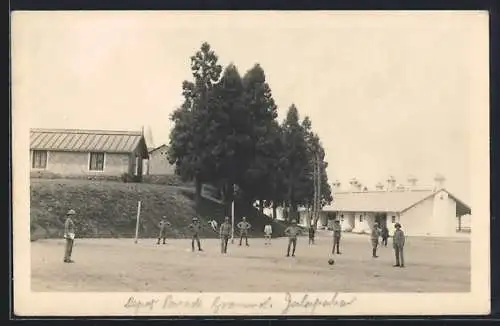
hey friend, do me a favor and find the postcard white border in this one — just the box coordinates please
[12,10,490,316]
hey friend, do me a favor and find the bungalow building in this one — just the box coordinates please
[30,128,149,179]
[143,144,175,175]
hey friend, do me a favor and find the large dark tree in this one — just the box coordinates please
[238,64,283,214]
[280,104,310,221]
[167,42,223,207]
[204,64,253,215]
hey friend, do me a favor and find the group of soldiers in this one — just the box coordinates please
[370,221,406,267]
[62,209,405,267]
[157,215,253,253]
[307,219,406,267]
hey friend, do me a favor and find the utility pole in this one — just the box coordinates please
[312,156,317,227]
[317,154,321,228]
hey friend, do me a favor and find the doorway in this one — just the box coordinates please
[374,213,387,228]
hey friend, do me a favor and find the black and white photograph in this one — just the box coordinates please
[12,11,490,315]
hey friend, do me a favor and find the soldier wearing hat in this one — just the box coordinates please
[284,219,301,257]
[63,209,76,263]
[392,223,405,267]
[157,216,171,245]
[188,217,203,252]
[219,216,232,254]
[237,216,251,247]
[332,219,342,255]
[370,222,381,258]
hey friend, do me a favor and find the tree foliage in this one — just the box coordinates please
[168,42,332,219]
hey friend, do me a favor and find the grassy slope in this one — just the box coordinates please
[30,179,289,241]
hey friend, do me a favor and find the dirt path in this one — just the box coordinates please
[31,234,470,292]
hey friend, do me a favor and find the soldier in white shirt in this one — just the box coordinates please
[264,223,273,245]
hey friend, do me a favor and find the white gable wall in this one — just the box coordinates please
[431,190,457,237]
[399,196,434,236]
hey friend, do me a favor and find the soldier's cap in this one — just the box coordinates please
[225,216,229,220]
[192,217,198,220]
[67,209,76,215]
[162,216,167,219]
[394,223,402,228]
[291,219,297,223]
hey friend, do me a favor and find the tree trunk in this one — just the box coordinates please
[306,204,312,227]
[195,176,202,208]
[287,173,294,222]
[313,157,322,227]
[272,201,277,220]
[312,157,318,226]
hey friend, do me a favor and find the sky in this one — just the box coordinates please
[13,11,488,204]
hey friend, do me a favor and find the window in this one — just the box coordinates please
[89,152,105,171]
[391,216,396,223]
[32,150,47,169]
[359,214,363,222]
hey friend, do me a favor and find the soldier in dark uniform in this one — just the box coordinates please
[308,225,315,245]
[381,225,389,247]
[157,216,171,245]
[285,219,301,257]
[393,223,405,267]
[219,216,232,254]
[188,217,203,252]
[371,222,380,258]
[63,209,76,263]
[332,220,342,255]
[237,216,251,246]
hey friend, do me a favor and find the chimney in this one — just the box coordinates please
[386,175,396,191]
[407,175,418,190]
[375,182,384,191]
[434,173,446,191]
[349,178,360,192]
[332,180,341,191]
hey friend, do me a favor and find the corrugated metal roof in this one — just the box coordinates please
[324,189,471,215]
[30,128,145,153]
[324,190,436,213]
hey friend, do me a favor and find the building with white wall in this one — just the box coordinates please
[322,186,471,237]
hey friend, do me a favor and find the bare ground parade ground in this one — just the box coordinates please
[31,231,470,292]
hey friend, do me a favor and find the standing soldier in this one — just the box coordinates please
[371,222,380,258]
[381,225,389,247]
[237,216,251,247]
[285,219,301,257]
[63,209,76,263]
[157,216,171,245]
[188,217,203,252]
[308,224,315,245]
[264,223,273,245]
[393,223,405,267]
[220,216,232,254]
[332,219,342,255]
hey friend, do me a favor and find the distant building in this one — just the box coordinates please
[294,175,472,237]
[30,128,149,179]
[321,188,471,237]
[143,144,175,175]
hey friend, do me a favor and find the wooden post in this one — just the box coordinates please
[231,184,235,244]
[134,201,142,244]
